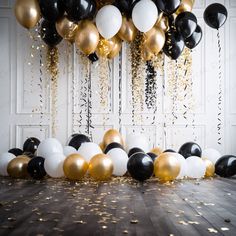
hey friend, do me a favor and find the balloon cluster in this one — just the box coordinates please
[14,0,228,62]
[1,130,236,182]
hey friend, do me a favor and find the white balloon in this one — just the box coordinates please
[173,153,187,179]
[44,153,65,178]
[96,5,122,39]
[202,148,221,164]
[63,146,77,157]
[126,133,149,152]
[77,142,102,162]
[0,153,16,176]
[186,156,206,179]
[132,0,158,32]
[107,148,128,176]
[37,138,63,159]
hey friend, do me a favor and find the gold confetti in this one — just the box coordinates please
[221,227,229,231]
[208,228,218,233]
[130,219,139,224]
[123,230,129,234]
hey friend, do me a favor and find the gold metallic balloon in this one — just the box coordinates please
[118,16,137,42]
[141,44,154,61]
[150,147,163,156]
[176,0,195,15]
[56,16,78,43]
[75,20,99,55]
[7,155,30,178]
[155,12,169,33]
[144,27,165,54]
[89,154,113,181]
[154,153,180,182]
[99,142,106,152]
[107,36,122,59]
[202,158,215,178]
[103,129,124,148]
[96,38,112,57]
[14,0,41,29]
[63,154,88,180]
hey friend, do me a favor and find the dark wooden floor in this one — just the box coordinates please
[0,176,236,236]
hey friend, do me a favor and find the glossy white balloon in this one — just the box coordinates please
[126,133,149,152]
[186,156,206,179]
[44,153,65,178]
[96,5,122,39]
[173,153,187,179]
[132,0,158,32]
[107,148,128,176]
[37,138,63,159]
[202,148,221,164]
[77,142,102,162]
[0,153,16,176]
[63,146,77,157]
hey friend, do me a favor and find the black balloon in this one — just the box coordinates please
[27,156,46,180]
[175,12,197,39]
[215,155,236,178]
[147,152,157,162]
[203,3,228,29]
[8,148,23,156]
[88,53,99,63]
[178,142,202,159]
[127,153,154,181]
[128,147,144,158]
[185,25,202,49]
[23,152,35,159]
[39,0,65,22]
[163,149,176,153]
[114,0,137,18]
[65,0,96,22]
[68,134,91,150]
[23,137,40,154]
[163,29,185,60]
[155,0,180,15]
[104,142,124,154]
[41,20,63,47]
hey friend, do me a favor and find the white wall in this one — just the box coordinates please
[0,0,236,154]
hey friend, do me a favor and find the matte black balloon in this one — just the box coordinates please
[41,20,63,47]
[65,0,96,22]
[88,53,99,63]
[163,149,176,153]
[104,142,124,154]
[215,155,236,178]
[203,3,228,29]
[23,152,35,159]
[155,0,180,15]
[185,25,202,49]
[128,147,144,158]
[147,152,157,162]
[178,142,202,159]
[175,12,197,39]
[27,156,46,180]
[127,153,154,181]
[8,148,23,156]
[114,0,137,18]
[68,134,91,150]
[163,29,185,60]
[23,137,40,154]
[39,0,65,22]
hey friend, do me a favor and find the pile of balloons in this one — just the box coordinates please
[0,129,236,182]
[14,0,227,62]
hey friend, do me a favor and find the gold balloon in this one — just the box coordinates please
[99,142,105,152]
[202,158,215,178]
[144,27,165,54]
[150,147,163,156]
[63,154,88,180]
[154,153,180,182]
[103,129,124,148]
[141,44,154,61]
[176,0,195,15]
[7,155,30,178]
[14,0,41,29]
[118,16,137,42]
[97,38,112,57]
[107,36,122,59]
[75,20,99,55]
[155,12,169,33]
[56,16,78,43]
[89,154,113,181]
